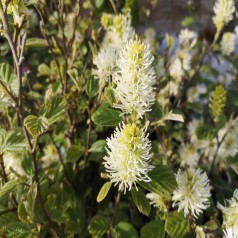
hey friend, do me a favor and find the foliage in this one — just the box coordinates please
[0,0,238,237]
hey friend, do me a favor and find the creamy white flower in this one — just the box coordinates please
[218,189,238,229]
[180,50,192,71]
[209,121,238,165]
[202,53,236,87]
[169,50,191,82]
[172,168,211,218]
[101,12,134,49]
[93,45,117,82]
[179,29,197,48]
[224,227,238,238]
[187,84,207,103]
[213,0,235,31]
[157,92,170,110]
[196,226,206,238]
[103,123,154,193]
[179,143,200,168]
[167,53,190,96]
[221,32,236,55]
[146,192,168,212]
[169,58,183,81]
[219,127,238,157]
[3,152,25,180]
[114,38,156,118]
[188,119,203,143]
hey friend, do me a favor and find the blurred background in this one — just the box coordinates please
[136,0,238,38]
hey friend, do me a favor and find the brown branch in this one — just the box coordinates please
[209,117,237,176]
[34,5,64,91]
[0,154,8,183]
[0,80,17,105]
[49,132,75,189]
[111,190,122,227]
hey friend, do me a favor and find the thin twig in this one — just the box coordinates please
[0,80,17,105]
[111,190,122,227]
[49,132,75,189]
[209,118,237,176]
[34,5,64,91]
[0,154,8,183]
[66,0,81,60]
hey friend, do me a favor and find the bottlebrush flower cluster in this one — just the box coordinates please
[103,123,154,193]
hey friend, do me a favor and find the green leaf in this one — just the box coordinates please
[196,124,216,140]
[141,220,165,238]
[162,111,184,122]
[66,145,84,163]
[67,69,81,91]
[185,102,204,114]
[152,111,184,126]
[89,140,107,162]
[0,63,14,84]
[0,129,27,154]
[24,115,49,138]
[149,101,163,120]
[88,215,109,236]
[89,140,106,153]
[18,202,28,224]
[104,87,117,106]
[92,102,122,127]
[131,188,151,216]
[24,182,37,219]
[181,16,194,27]
[95,0,105,9]
[97,182,112,202]
[25,38,48,47]
[227,153,238,164]
[227,153,238,176]
[139,166,177,197]
[209,85,226,123]
[165,34,175,53]
[37,64,52,77]
[86,77,99,99]
[1,220,32,238]
[42,95,67,125]
[165,211,190,238]
[115,222,138,238]
[0,63,18,98]
[65,221,81,234]
[0,180,18,202]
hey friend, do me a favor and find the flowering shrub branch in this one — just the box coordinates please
[0,0,238,237]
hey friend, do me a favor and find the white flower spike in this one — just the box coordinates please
[218,189,238,229]
[172,168,211,219]
[103,123,154,193]
[93,46,117,82]
[179,143,199,168]
[114,38,156,119]
[224,227,238,238]
[146,192,168,212]
[221,32,236,56]
[213,0,235,31]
